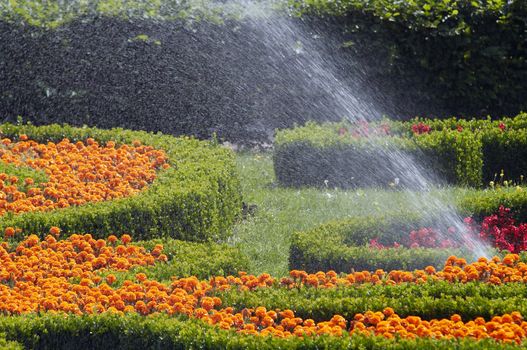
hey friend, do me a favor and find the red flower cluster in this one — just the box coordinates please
[408,227,457,248]
[411,122,431,135]
[369,206,527,254]
[478,206,527,254]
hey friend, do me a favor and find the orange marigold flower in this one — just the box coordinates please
[49,226,61,236]
[4,226,15,238]
[136,273,147,282]
[121,234,132,245]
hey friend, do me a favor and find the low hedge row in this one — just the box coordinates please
[217,280,527,322]
[0,123,242,242]
[290,185,527,273]
[0,313,520,349]
[274,114,527,188]
[289,213,466,272]
[459,187,527,222]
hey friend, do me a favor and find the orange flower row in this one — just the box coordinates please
[234,307,527,343]
[285,254,527,287]
[349,310,525,343]
[0,136,169,219]
[0,233,526,344]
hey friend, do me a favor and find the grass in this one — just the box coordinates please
[231,151,473,277]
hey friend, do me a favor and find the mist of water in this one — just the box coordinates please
[218,0,491,259]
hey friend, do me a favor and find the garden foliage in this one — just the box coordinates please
[289,213,463,272]
[274,113,527,188]
[0,313,521,349]
[0,123,241,242]
[291,0,527,117]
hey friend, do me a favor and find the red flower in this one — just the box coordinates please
[411,122,431,135]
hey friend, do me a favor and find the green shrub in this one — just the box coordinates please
[0,123,242,242]
[273,138,421,188]
[0,0,225,29]
[458,187,527,222]
[0,333,22,350]
[274,124,482,188]
[482,129,527,183]
[275,114,527,188]
[289,213,466,273]
[0,313,521,349]
[413,129,483,186]
[217,281,527,322]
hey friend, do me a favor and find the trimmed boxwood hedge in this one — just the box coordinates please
[274,114,527,188]
[217,279,527,322]
[0,122,242,242]
[0,313,522,349]
[289,212,468,273]
[0,333,22,350]
[459,187,527,223]
[289,184,527,273]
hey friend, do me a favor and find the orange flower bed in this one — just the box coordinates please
[0,233,167,314]
[0,233,526,344]
[0,136,168,216]
[285,254,527,287]
[349,310,525,343]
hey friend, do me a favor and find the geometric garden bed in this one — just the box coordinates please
[0,232,526,348]
[1,124,527,349]
[0,122,241,242]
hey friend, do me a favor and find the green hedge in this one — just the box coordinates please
[0,123,242,242]
[458,187,527,222]
[289,183,527,273]
[99,238,251,281]
[0,333,22,350]
[0,0,227,29]
[290,0,527,117]
[217,280,527,323]
[0,313,521,349]
[274,114,527,188]
[289,213,468,273]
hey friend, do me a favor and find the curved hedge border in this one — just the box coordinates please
[274,113,527,188]
[217,279,527,323]
[290,184,527,273]
[0,313,521,349]
[289,212,467,272]
[0,123,241,242]
[0,333,21,350]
